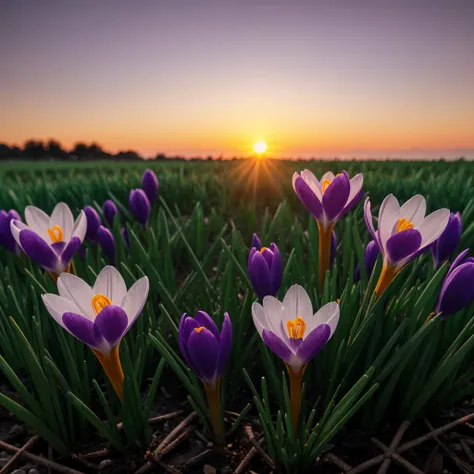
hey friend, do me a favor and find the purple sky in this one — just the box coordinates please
[1,0,473,158]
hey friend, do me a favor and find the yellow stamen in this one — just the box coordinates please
[286,316,306,339]
[194,326,205,334]
[91,294,112,316]
[260,247,268,254]
[47,225,63,243]
[322,179,332,193]
[396,218,414,233]
[93,345,124,401]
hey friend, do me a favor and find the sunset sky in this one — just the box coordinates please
[1,0,473,159]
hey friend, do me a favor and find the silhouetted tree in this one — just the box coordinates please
[46,139,67,160]
[0,143,12,160]
[24,140,45,160]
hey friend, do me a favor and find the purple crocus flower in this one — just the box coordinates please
[97,225,115,265]
[436,249,474,318]
[10,203,86,276]
[83,206,101,241]
[355,240,380,282]
[248,242,283,300]
[251,233,262,250]
[42,266,149,400]
[103,200,119,227]
[431,212,462,269]
[179,311,232,387]
[142,169,159,204]
[0,210,22,256]
[129,189,151,227]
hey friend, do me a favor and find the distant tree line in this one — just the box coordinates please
[0,140,229,162]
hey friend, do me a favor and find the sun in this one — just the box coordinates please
[253,141,267,154]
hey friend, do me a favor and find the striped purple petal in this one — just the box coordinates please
[322,172,350,221]
[386,229,422,266]
[95,305,128,346]
[19,229,58,271]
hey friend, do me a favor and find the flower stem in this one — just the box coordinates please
[374,262,399,298]
[317,223,334,292]
[204,380,225,446]
[93,345,124,401]
[286,365,306,435]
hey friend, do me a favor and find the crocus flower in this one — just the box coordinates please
[431,212,462,269]
[251,232,262,250]
[179,311,232,444]
[129,189,151,227]
[436,249,474,318]
[364,194,449,297]
[355,240,380,282]
[97,225,115,265]
[142,169,159,204]
[0,210,22,256]
[103,200,119,227]
[293,170,363,291]
[10,203,86,279]
[252,284,339,431]
[42,266,149,400]
[83,206,101,241]
[248,242,283,300]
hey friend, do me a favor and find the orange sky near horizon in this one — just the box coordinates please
[2,1,474,159]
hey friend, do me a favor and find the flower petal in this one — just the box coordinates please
[24,206,50,241]
[295,324,331,365]
[262,329,292,364]
[194,311,220,340]
[248,251,273,300]
[364,198,379,246]
[19,229,58,271]
[418,209,450,247]
[93,266,128,306]
[178,314,198,371]
[400,195,426,227]
[386,229,422,266]
[42,294,82,329]
[322,172,350,221]
[61,237,82,267]
[378,194,400,252]
[282,284,313,324]
[308,302,339,338]
[252,301,267,337]
[72,211,87,243]
[262,295,286,338]
[216,312,232,375]
[121,276,149,328]
[57,273,96,320]
[437,262,474,317]
[186,327,219,383]
[301,169,322,200]
[293,174,323,220]
[51,203,74,242]
[270,244,283,296]
[62,312,102,349]
[95,305,128,347]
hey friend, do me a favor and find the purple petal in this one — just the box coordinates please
[296,324,331,365]
[63,312,101,348]
[448,249,470,276]
[97,226,115,264]
[0,211,20,254]
[83,206,101,240]
[262,329,292,364]
[386,229,422,266]
[129,189,151,227]
[216,312,232,376]
[103,200,118,227]
[294,176,323,220]
[178,314,198,371]
[261,247,274,268]
[94,304,128,346]
[248,247,257,267]
[142,169,159,204]
[365,240,380,276]
[251,233,262,250]
[437,262,474,317]
[194,311,220,340]
[431,212,462,267]
[61,237,82,266]
[19,229,58,271]
[341,187,364,217]
[322,172,350,221]
[186,327,219,383]
[248,251,273,300]
[270,244,283,295]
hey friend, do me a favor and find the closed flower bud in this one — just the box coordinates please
[129,189,151,227]
[0,209,22,256]
[83,206,101,241]
[248,242,283,300]
[103,200,119,227]
[97,225,115,265]
[431,212,462,269]
[142,169,159,204]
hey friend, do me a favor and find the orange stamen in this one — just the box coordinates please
[194,326,205,334]
[260,247,268,254]
[91,294,112,316]
[47,225,63,243]
[396,218,414,233]
[286,316,306,339]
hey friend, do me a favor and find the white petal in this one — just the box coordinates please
[252,302,267,337]
[400,195,426,228]
[301,169,322,200]
[364,199,380,248]
[321,171,335,182]
[93,266,127,306]
[25,206,50,242]
[418,209,450,247]
[308,302,339,339]
[50,203,74,241]
[347,173,363,203]
[122,276,149,328]
[282,285,313,323]
[378,194,400,253]
[57,273,95,320]
[42,293,82,329]
[72,211,87,243]
[262,295,287,338]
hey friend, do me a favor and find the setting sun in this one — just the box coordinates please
[253,141,267,154]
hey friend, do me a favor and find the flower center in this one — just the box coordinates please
[47,225,64,243]
[194,326,205,334]
[260,247,268,254]
[286,317,306,339]
[396,218,414,233]
[91,294,112,316]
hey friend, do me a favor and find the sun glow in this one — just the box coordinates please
[253,141,267,154]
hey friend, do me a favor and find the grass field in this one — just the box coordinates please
[1,158,474,473]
